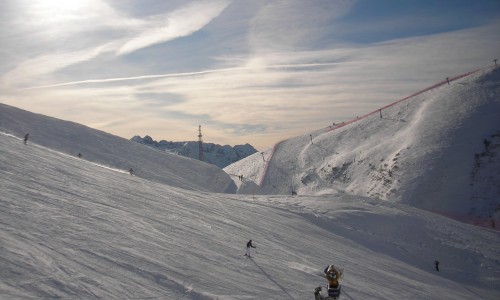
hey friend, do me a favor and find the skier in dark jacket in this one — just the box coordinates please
[245,240,256,257]
[23,133,29,145]
[434,260,440,271]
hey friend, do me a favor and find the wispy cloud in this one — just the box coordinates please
[22,61,353,90]
[117,0,231,55]
[1,0,232,89]
[1,42,117,89]
[248,0,354,51]
[2,1,499,149]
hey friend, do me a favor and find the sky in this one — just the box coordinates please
[1,0,499,150]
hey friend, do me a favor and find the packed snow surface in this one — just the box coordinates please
[1,67,500,299]
[0,104,235,194]
[1,128,499,299]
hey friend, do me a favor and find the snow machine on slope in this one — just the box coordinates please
[314,285,341,300]
[315,265,343,299]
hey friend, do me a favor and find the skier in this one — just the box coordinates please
[245,240,256,257]
[314,264,342,300]
[434,260,440,272]
[23,133,29,145]
[129,168,134,175]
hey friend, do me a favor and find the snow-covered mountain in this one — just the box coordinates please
[225,67,500,229]
[1,129,499,299]
[131,135,257,168]
[0,103,236,193]
[1,66,500,299]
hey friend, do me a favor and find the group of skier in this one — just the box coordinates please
[246,238,441,299]
[20,132,438,300]
[21,133,136,175]
[244,240,343,299]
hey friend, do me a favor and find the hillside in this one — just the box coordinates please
[0,103,235,193]
[1,132,499,299]
[225,67,500,228]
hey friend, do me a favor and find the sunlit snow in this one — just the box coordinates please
[1,67,499,299]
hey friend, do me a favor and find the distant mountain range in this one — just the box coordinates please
[131,135,258,168]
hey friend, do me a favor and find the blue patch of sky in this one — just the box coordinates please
[154,109,268,135]
[134,93,185,107]
[332,0,500,44]
[53,32,219,83]
[225,123,268,135]
[106,0,186,18]
[122,3,256,72]
[122,29,230,73]
[202,117,268,135]
[149,109,211,123]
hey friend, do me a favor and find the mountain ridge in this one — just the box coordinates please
[225,66,500,229]
[130,135,257,168]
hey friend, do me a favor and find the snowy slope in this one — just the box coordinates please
[0,104,235,193]
[225,67,500,227]
[1,132,499,299]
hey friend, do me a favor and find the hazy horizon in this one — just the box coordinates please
[1,0,499,150]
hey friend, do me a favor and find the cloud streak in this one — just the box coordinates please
[1,42,117,89]
[2,1,500,149]
[117,0,231,55]
[22,61,355,90]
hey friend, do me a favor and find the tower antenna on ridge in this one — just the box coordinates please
[198,125,204,161]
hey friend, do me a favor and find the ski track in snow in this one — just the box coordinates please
[1,67,500,299]
[0,132,130,175]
